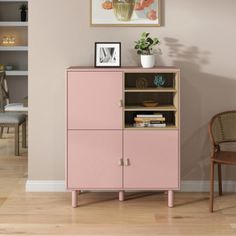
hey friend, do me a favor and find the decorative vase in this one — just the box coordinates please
[21,10,27,22]
[113,0,135,21]
[141,55,155,68]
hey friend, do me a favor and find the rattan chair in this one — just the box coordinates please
[209,111,236,212]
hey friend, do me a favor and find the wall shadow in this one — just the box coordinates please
[164,37,236,181]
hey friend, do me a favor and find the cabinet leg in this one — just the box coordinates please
[72,190,78,208]
[168,190,174,208]
[119,191,124,201]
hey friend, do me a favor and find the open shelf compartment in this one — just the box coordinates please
[125,72,177,90]
[124,71,179,130]
[124,111,178,129]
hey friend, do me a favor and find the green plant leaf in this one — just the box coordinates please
[147,37,154,45]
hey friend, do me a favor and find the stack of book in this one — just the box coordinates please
[133,114,166,128]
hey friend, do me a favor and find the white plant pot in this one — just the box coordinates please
[141,55,155,68]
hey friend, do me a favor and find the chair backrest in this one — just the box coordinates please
[209,111,236,146]
[0,71,10,112]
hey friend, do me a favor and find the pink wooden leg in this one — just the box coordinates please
[72,190,78,208]
[168,190,174,208]
[119,191,124,201]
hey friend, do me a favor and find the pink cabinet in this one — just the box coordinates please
[67,71,123,129]
[66,67,180,208]
[124,130,179,189]
[67,130,122,189]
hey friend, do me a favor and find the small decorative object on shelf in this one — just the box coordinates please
[2,36,9,46]
[154,74,166,87]
[1,35,15,46]
[134,32,160,68]
[0,64,4,71]
[19,3,28,22]
[95,42,121,68]
[136,77,148,88]
[142,100,158,107]
[5,65,13,71]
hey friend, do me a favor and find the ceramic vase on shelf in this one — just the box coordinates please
[140,55,155,68]
[113,0,135,21]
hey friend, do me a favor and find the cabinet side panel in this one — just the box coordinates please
[67,71,123,129]
[67,130,123,189]
[124,130,179,189]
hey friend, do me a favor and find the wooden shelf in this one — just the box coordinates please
[125,105,177,111]
[0,21,28,26]
[0,46,28,51]
[125,88,177,93]
[6,70,28,76]
[125,124,178,130]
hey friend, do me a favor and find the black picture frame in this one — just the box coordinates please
[94,42,121,68]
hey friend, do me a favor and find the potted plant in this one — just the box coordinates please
[19,3,28,22]
[134,32,160,68]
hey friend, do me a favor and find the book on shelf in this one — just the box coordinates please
[133,113,166,128]
[134,117,165,122]
[149,123,166,127]
[136,113,163,118]
[134,122,166,128]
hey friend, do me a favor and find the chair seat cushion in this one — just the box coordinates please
[214,151,236,165]
[0,112,26,124]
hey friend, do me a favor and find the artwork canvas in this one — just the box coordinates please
[91,0,161,26]
[95,42,121,67]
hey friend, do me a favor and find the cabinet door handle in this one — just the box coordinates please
[118,99,123,107]
[118,159,123,166]
[124,158,130,166]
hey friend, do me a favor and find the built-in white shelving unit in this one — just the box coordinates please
[0,0,28,102]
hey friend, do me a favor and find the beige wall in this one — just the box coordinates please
[29,0,236,181]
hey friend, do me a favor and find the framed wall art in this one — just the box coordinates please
[95,42,121,68]
[91,0,161,26]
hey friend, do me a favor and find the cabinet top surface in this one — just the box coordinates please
[67,66,180,73]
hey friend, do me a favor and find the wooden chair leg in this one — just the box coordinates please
[15,125,19,156]
[22,121,26,148]
[0,127,3,138]
[218,164,223,196]
[210,161,215,213]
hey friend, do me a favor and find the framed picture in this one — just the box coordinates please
[95,42,121,68]
[91,0,161,26]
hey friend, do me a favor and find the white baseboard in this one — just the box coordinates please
[25,180,236,192]
[25,180,67,192]
[181,180,236,192]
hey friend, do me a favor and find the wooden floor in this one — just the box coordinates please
[0,131,236,235]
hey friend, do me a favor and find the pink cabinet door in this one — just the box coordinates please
[67,71,123,129]
[124,130,179,189]
[67,130,122,189]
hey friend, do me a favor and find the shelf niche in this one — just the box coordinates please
[0,1,28,22]
[125,73,176,90]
